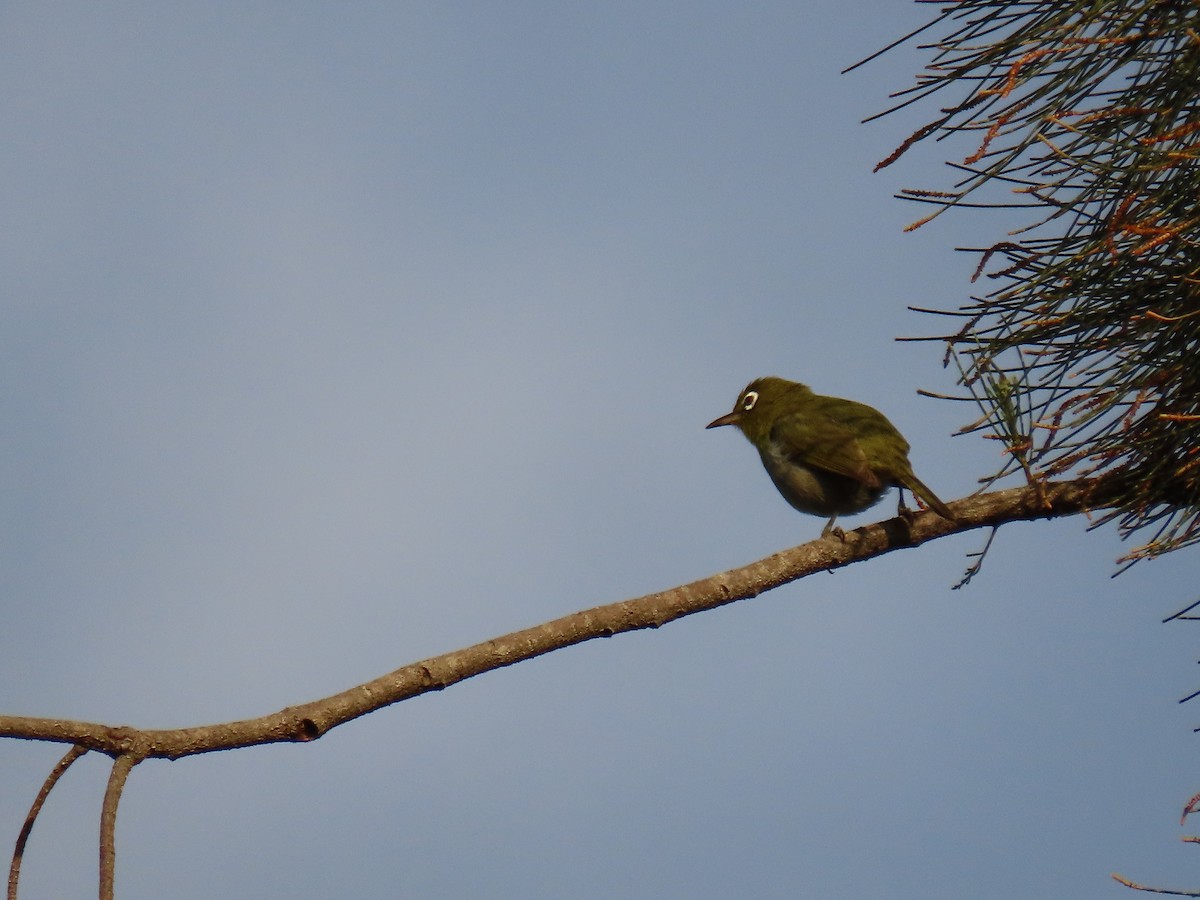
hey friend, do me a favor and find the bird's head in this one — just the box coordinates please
[706,376,812,446]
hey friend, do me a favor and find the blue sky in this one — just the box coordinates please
[3,3,1198,897]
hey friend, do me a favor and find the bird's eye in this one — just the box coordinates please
[741,391,759,411]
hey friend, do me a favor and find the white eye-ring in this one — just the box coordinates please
[741,390,759,411]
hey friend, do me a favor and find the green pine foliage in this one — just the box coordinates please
[877,0,1200,561]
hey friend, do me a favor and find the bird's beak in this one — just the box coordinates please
[706,412,741,429]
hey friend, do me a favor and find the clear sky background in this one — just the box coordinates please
[2,3,1198,898]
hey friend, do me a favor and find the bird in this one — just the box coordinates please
[706,376,954,535]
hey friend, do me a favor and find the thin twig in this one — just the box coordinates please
[952,525,1000,590]
[99,755,138,900]
[1164,598,1200,623]
[8,745,88,900]
[1182,792,1200,825]
[1111,872,1200,896]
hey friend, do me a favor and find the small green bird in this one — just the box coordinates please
[707,376,954,535]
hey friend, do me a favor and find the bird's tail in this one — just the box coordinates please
[902,474,955,522]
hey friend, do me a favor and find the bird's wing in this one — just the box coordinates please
[769,413,882,488]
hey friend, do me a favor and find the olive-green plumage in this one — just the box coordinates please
[707,376,954,535]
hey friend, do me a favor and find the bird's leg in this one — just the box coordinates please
[896,486,920,526]
[821,515,846,541]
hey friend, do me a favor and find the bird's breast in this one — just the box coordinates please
[758,445,889,517]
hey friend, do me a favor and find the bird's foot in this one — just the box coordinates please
[896,490,918,523]
[821,518,847,541]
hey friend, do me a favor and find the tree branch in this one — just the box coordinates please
[0,478,1117,764]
